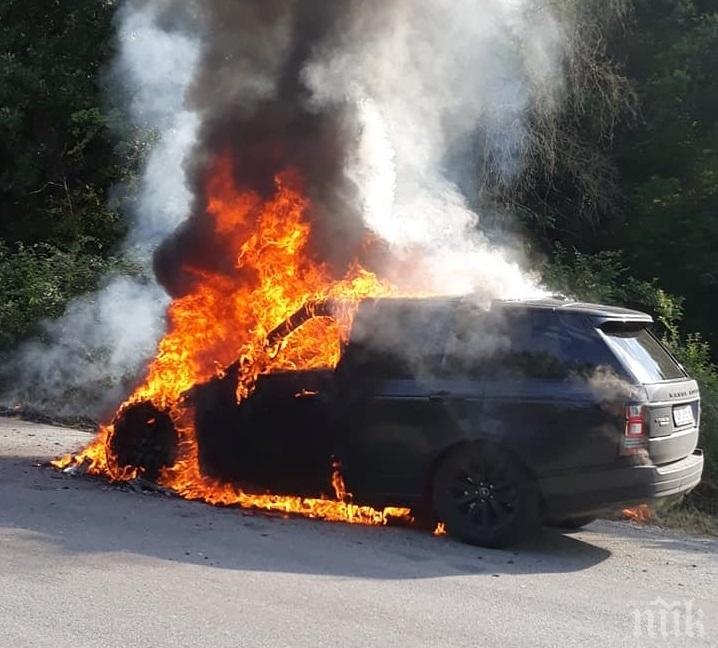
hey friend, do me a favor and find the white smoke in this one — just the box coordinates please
[7,278,168,419]
[303,0,566,297]
[1,2,200,417]
[115,3,201,264]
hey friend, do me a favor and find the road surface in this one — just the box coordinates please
[0,417,716,648]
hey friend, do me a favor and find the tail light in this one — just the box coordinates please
[621,404,648,456]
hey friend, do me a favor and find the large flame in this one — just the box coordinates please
[54,154,412,526]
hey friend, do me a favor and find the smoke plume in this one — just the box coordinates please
[3,0,570,417]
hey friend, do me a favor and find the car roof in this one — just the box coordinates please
[494,298,653,322]
[357,296,653,324]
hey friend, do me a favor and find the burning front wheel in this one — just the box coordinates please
[109,401,178,481]
[432,443,540,548]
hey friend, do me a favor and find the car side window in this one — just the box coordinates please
[443,309,622,380]
[340,343,414,379]
[495,311,622,379]
[441,308,509,377]
[340,304,451,380]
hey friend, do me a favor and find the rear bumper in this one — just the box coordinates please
[539,449,704,519]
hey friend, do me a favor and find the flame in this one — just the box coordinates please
[622,505,652,523]
[54,153,413,527]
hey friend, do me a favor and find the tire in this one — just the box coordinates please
[431,443,540,548]
[109,401,178,480]
[550,516,597,531]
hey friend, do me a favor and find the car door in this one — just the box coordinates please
[333,303,465,503]
[237,370,336,494]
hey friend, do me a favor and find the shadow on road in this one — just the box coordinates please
[0,455,612,579]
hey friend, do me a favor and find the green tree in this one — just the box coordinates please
[519,1,718,357]
[610,0,718,354]
[0,0,145,351]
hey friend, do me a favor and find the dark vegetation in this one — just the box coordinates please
[0,1,143,347]
[0,1,715,518]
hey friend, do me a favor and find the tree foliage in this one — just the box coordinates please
[518,0,718,355]
[611,0,718,353]
[2,1,120,245]
[0,241,133,350]
[0,0,145,351]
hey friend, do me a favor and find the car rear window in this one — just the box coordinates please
[600,324,686,383]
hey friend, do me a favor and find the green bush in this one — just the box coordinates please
[0,1,147,358]
[673,336,718,500]
[0,241,134,352]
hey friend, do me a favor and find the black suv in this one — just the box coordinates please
[114,297,704,547]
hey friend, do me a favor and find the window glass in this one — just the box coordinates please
[602,325,685,383]
[339,343,413,379]
[444,308,623,379]
[343,303,640,382]
[342,302,451,379]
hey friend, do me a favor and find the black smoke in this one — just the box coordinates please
[149,1,375,298]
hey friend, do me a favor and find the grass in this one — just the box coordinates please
[642,505,718,537]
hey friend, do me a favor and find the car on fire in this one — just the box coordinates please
[112,297,704,548]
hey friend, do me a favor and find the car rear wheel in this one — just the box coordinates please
[432,443,540,548]
[109,401,178,480]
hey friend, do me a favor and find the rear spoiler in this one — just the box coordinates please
[596,314,653,330]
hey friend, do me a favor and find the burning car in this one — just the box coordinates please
[107,296,704,548]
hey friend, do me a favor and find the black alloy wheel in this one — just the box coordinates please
[432,443,540,548]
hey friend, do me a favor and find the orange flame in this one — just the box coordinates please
[622,505,652,523]
[54,153,413,527]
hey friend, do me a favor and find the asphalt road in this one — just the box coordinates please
[0,417,716,648]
